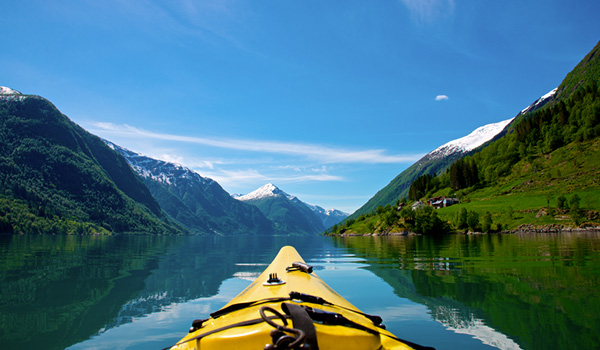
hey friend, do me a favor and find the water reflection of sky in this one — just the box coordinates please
[67,278,252,350]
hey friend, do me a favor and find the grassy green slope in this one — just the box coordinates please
[142,177,276,235]
[330,40,600,235]
[244,196,325,235]
[350,153,456,220]
[435,138,600,230]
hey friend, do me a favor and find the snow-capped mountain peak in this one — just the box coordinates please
[428,87,557,161]
[520,88,557,115]
[233,183,348,232]
[104,140,214,187]
[234,183,295,201]
[0,86,21,95]
[0,86,26,102]
[305,203,349,218]
[429,118,514,159]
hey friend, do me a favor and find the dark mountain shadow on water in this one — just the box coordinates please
[0,235,330,350]
[332,234,600,350]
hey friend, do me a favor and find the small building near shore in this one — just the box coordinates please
[412,201,425,210]
[427,196,459,209]
[443,197,459,207]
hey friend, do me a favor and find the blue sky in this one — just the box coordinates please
[1,0,599,214]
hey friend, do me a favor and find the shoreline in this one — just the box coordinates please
[332,225,600,237]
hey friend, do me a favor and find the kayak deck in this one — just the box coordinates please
[169,246,425,350]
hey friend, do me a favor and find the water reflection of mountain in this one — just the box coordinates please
[99,236,328,331]
[0,235,331,350]
[97,236,250,332]
[375,267,523,350]
[0,235,177,350]
[432,305,521,350]
[334,233,600,350]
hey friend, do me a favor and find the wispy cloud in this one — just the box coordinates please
[200,168,268,187]
[435,94,449,101]
[90,122,423,164]
[399,0,455,24]
[198,168,344,191]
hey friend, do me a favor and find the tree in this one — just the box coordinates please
[408,174,434,201]
[449,158,479,190]
[383,210,398,227]
[413,206,445,234]
[570,194,581,208]
[482,211,493,233]
[557,195,568,209]
[400,207,415,229]
[457,207,468,229]
[331,224,338,234]
[467,211,480,232]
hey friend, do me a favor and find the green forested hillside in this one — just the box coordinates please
[349,152,458,220]
[330,40,600,235]
[0,95,183,234]
[243,195,325,235]
[141,177,276,235]
[108,142,277,235]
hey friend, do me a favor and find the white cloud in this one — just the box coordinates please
[435,94,449,101]
[200,168,268,187]
[89,122,424,164]
[198,168,344,194]
[399,0,455,24]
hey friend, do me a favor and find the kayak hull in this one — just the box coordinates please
[170,246,417,350]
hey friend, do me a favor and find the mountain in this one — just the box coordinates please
[349,88,557,219]
[234,183,326,235]
[106,142,276,235]
[0,87,182,234]
[332,40,600,234]
[304,203,349,229]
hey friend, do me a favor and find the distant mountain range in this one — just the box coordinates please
[4,39,596,235]
[0,87,346,235]
[304,203,349,229]
[233,183,348,235]
[106,142,276,235]
[349,87,557,219]
[109,143,348,235]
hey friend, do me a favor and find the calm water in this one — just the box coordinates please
[1,232,599,350]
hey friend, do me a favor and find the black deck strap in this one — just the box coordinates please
[296,304,434,350]
[210,296,291,319]
[281,303,319,350]
[162,315,291,350]
[289,291,330,305]
[289,291,383,327]
[189,318,208,332]
[301,306,379,336]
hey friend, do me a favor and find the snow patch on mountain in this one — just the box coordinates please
[305,203,349,228]
[233,183,295,201]
[520,88,557,115]
[104,140,214,186]
[235,183,348,228]
[0,86,21,95]
[428,88,557,161]
[429,118,514,159]
[305,203,349,218]
[0,86,27,102]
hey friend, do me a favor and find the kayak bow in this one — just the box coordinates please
[169,246,433,350]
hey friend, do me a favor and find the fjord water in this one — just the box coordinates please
[0,233,598,350]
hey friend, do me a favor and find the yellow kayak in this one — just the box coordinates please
[168,246,433,350]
